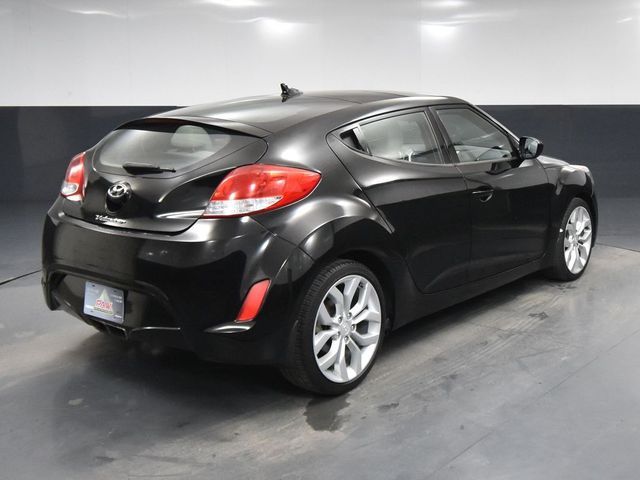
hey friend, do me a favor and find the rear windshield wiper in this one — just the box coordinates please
[122,162,176,174]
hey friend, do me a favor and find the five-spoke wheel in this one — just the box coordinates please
[547,197,594,281]
[563,205,593,274]
[281,260,386,395]
[313,275,382,383]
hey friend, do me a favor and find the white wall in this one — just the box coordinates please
[1,0,639,106]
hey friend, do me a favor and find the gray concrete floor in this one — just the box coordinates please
[1,199,639,479]
[0,202,45,283]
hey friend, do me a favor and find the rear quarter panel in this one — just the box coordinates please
[249,123,419,330]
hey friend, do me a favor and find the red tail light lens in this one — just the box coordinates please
[203,164,321,217]
[60,152,86,202]
[236,279,271,322]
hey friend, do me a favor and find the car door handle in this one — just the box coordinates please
[472,187,494,202]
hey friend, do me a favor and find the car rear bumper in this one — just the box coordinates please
[42,199,314,365]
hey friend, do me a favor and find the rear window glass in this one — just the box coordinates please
[96,122,256,173]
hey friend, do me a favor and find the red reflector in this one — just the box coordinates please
[61,152,86,202]
[236,279,271,323]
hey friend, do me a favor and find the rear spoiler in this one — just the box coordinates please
[116,115,271,138]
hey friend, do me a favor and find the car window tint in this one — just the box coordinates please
[96,122,255,172]
[436,108,517,163]
[359,112,442,164]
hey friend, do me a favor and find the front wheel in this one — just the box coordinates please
[546,198,594,281]
[281,260,386,395]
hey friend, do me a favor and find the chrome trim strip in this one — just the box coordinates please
[130,326,181,333]
[205,321,255,334]
[155,210,204,219]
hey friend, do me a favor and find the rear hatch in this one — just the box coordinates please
[63,118,268,233]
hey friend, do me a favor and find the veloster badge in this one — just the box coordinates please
[95,214,127,225]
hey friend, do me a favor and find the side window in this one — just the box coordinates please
[339,130,364,151]
[358,112,443,164]
[435,108,517,163]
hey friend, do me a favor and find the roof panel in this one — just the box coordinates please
[158,95,352,133]
[154,91,460,134]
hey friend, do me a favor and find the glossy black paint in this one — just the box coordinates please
[429,105,551,281]
[326,131,469,293]
[457,158,551,280]
[42,91,598,365]
[43,200,311,364]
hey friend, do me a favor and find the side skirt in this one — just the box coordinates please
[393,258,545,330]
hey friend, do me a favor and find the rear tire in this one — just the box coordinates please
[281,260,386,395]
[546,198,594,281]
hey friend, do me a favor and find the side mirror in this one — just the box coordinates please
[519,136,544,159]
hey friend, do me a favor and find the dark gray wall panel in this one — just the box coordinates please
[1,105,638,202]
[483,105,640,198]
[0,106,174,202]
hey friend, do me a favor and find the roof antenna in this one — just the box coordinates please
[280,83,302,102]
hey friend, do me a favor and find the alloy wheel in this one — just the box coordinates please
[313,274,382,383]
[563,205,592,274]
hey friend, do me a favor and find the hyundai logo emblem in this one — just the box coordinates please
[106,182,131,211]
[107,182,130,199]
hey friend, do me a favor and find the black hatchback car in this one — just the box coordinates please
[43,87,597,394]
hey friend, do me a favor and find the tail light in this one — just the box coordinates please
[203,164,321,217]
[60,152,86,202]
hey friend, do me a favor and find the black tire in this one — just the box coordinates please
[281,259,387,395]
[545,197,594,281]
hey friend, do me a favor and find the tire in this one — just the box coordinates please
[281,259,387,395]
[546,197,594,281]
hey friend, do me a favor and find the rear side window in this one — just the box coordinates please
[359,112,442,164]
[435,108,517,163]
[96,122,256,173]
[339,130,364,151]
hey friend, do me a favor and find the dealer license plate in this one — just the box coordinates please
[83,281,125,324]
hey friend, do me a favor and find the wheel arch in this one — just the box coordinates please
[544,164,598,263]
[337,249,396,333]
[296,216,415,332]
[556,165,598,243]
[574,191,598,244]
